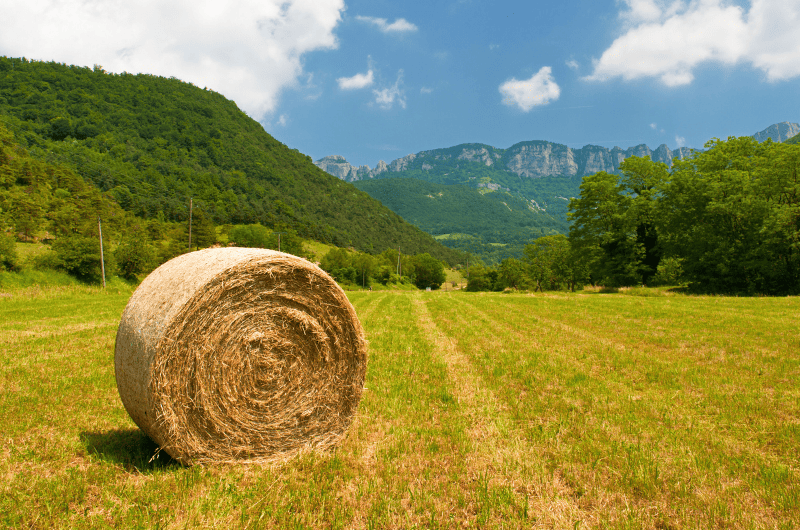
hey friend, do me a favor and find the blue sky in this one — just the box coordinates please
[1,0,798,167]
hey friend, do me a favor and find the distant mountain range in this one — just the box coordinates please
[316,122,800,263]
[316,121,800,183]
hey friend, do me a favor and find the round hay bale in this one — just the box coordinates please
[114,247,367,465]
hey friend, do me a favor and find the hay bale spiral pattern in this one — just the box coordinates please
[115,248,367,464]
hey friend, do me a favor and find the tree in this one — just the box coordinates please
[412,253,445,290]
[0,232,18,271]
[52,234,110,282]
[525,235,565,291]
[191,210,217,249]
[229,223,272,248]
[114,234,157,280]
[465,265,496,291]
[656,137,800,294]
[353,253,376,288]
[568,156,668,286]
[497,258,529,290]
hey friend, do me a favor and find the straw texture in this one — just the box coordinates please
[114,247,367,465]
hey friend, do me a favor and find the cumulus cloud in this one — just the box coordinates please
[566,59,579,70]
[373,71,406,110]
[356,16,418,33]
[675,134,686,147]
[499,66,560,111]
[0,0,345,118]
[337,69,374,90]
[587,0,800,86]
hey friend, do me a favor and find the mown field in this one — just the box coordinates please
[1,286,798,529]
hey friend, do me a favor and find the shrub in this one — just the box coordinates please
[52,234,112,283]
[115,236,157,280]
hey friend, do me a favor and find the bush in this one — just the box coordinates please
[229,224,272,248]
[114,236,157,280]
[0,233,19,271]
[651,257,684,286]
[51,234,113,283]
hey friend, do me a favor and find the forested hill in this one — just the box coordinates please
[353,178,566,263]
[0,56,461,263]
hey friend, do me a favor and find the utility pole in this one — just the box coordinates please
[98,217,106,289]
[188,197,193,252]
[274,232,287,252]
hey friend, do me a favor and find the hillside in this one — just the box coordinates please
[0,56,461,264]
[352,178,565,261]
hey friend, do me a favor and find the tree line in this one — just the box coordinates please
[466,136,800,295]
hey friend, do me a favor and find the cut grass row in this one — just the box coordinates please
[0,286,797,528]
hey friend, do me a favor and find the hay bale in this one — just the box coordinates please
[114,247,367,465]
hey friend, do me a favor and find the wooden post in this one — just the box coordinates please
[98,217,106,289]
[188,197,193,251]
[274,232,287,252]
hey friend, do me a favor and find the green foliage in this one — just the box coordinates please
[568,157,669,287]
[353,177,566,263]
[190,210,216,250]
[0,56,461,265]
[568,138,800,294]
[497,258,529,290]
[0,233,18,271]
[412,253,445,290]
[524,234,580,291]
[228,223,272,248]
[656,137,800,294]
[651,256,684,286]
[51,234,111,283]
[114,234,157,280]
[465,265,499,291]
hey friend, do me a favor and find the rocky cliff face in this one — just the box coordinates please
[316,142,694,181]
[315,122,795,182]
[752,122,800,143]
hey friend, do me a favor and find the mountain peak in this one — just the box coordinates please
[752,122,800,143]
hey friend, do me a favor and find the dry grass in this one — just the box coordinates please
[116,248,367,465]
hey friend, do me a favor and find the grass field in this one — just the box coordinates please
[1,287,798,529]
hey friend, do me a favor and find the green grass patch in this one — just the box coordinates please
[1,287,798,528]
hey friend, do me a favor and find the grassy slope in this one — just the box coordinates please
[1,288,797,528]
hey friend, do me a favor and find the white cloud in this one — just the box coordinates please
[337,69,374,90]
[356,16,418,33]
[675,134,686,147]
[373,71,406,110]
[499,66,560,112]
[490,44,500,50]
[650,122,658,129]
[277,114,288,126]
[420,87,433,94]
[566,59,579,70]
[587,0,800,86]
[0,0,345,118]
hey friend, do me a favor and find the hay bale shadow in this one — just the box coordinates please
[80,428,179,472]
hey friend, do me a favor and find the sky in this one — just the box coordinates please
[1,0,799,168]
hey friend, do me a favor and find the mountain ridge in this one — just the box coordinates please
[315,121,800,182]
[316,141,695,182]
